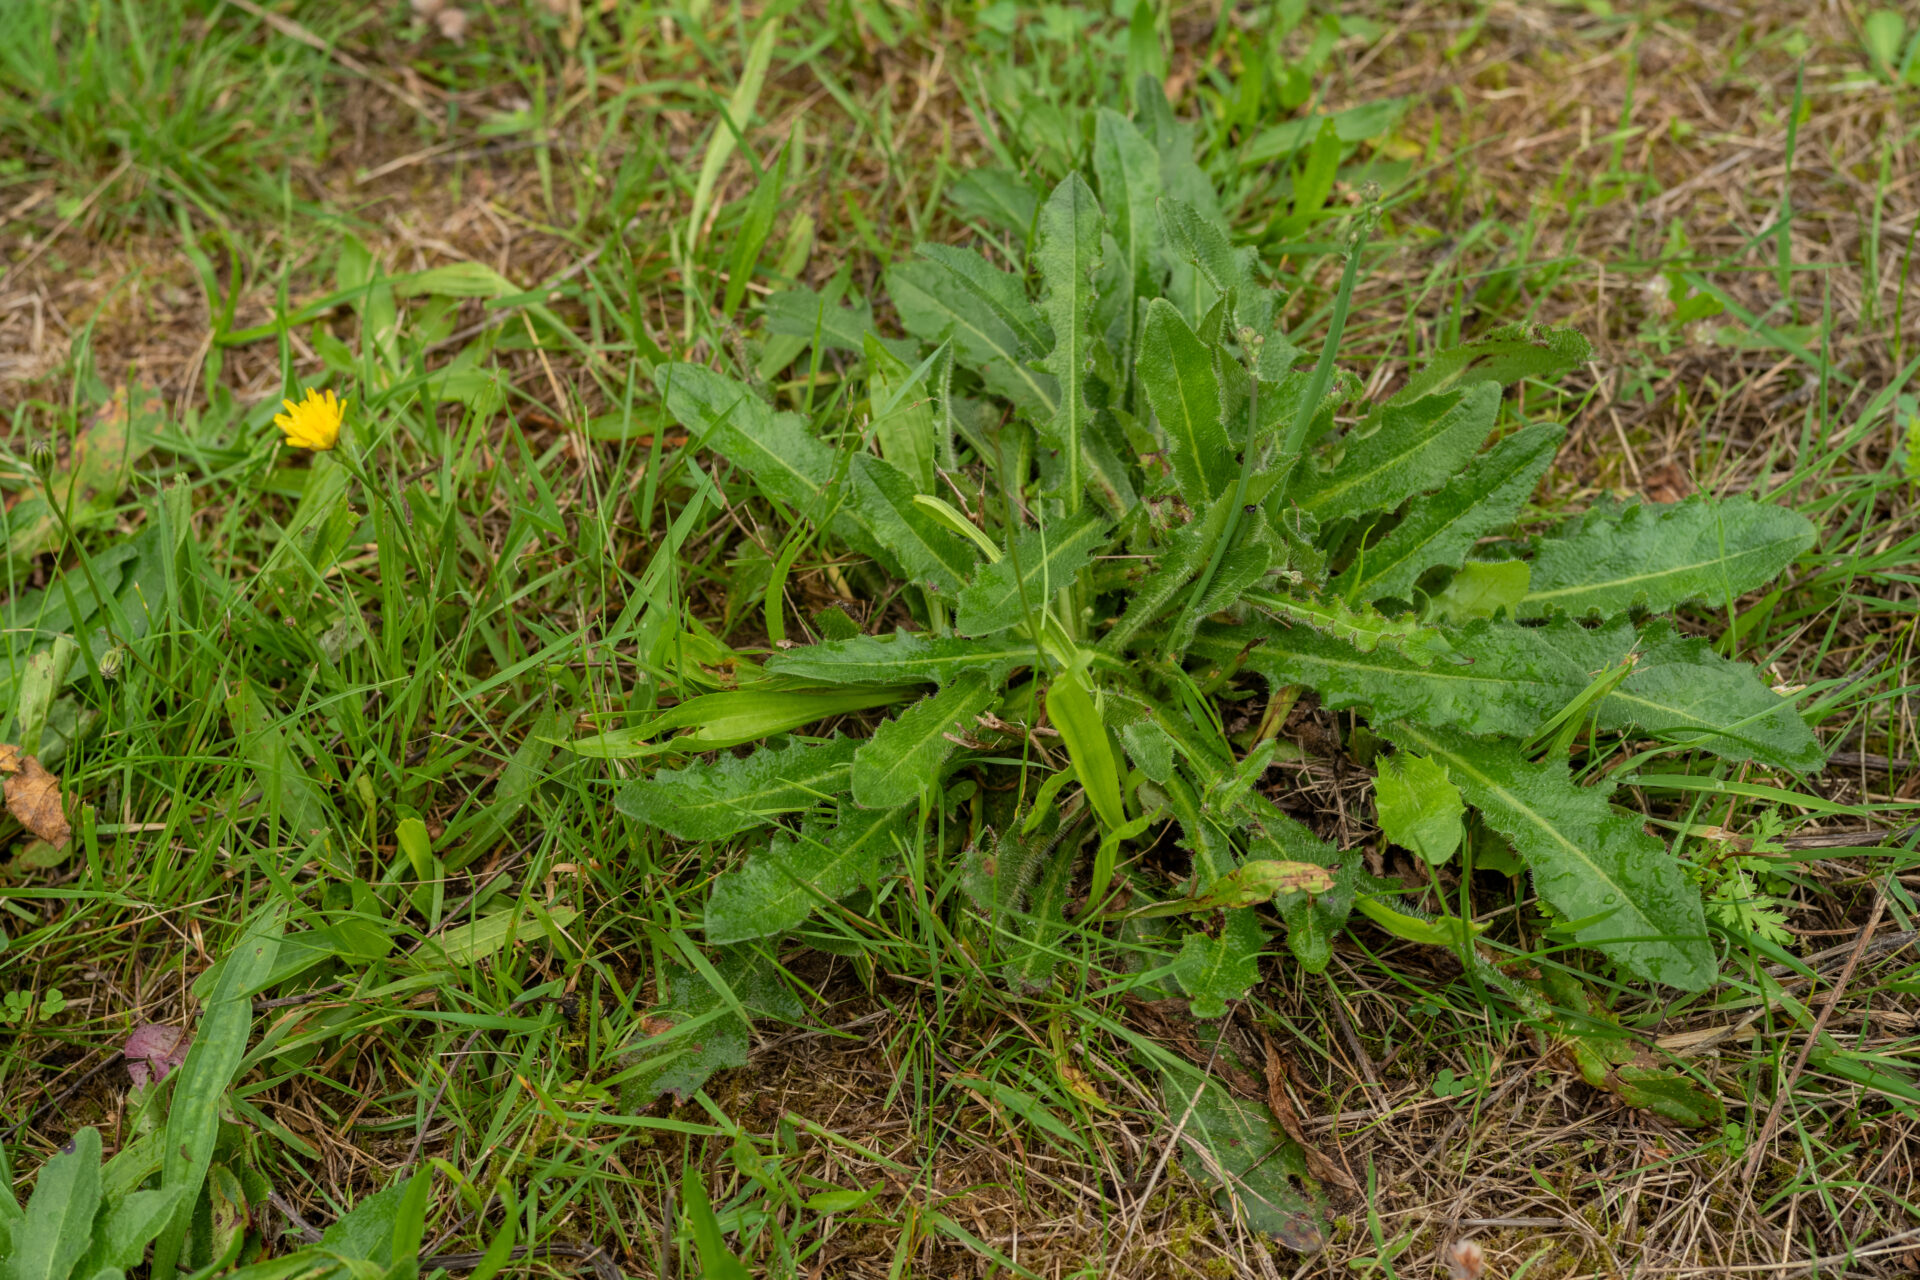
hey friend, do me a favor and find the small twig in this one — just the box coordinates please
[1825,751,1917,774]
[268,1190,325,1245]
[1741,882,1888,1187]
[254,982,345,1012]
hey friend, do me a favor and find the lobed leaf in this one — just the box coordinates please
[1173,908,1265,1018]
[1292,382,1501,522]
[705,806,911,944]
[1332,421,1563,603]
[1388,320,1594,408]
[1215,613,1817,772]
[955,512,1109,636]
[615,736,858,841]
[1137,299,1233,500]
[851,671,997,808]
[1521,495,1816,618]
[1386,724,1714,990]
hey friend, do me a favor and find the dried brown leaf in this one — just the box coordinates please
[1262,1034,1359,1193]
[4,754,69,847]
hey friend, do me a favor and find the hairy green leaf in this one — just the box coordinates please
[1236,791,1364,971]
[1005,829,1080,991]
[914,243,1051,354]
[9,1125,101,1280]
[1389,321,1594,407]
[1161,1063,1326,1252]
[852,671,997,808]
[1036,173,1104,514]
[767,631,1034,688]
[888,255,1057,414]
[947,168,1040,239]
[1540,617,1825,771]
[1247,592,1452,662]
[1093,108,1162,331]
[656,363,836,514]
[955,512,1108,636]
[1138,299,1232,500]
[624,949,801,1107]
[1157,198,1275,335]
[1217,613,1816,771]
[1521,495,1817,618]
[864,334,937,492]
[762,283,911,359]
[849,454,978,595]
[1173,908,1265,1018]
[706,806,910,944]
[1375,752,1465,865]
[615,736,858,841]
[1386,724,1714,989]
[1293,382,1501,522]
[1333,421,1563,602]
[1429,559,1531,622]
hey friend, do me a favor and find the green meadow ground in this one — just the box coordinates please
[3,2,1920,1277]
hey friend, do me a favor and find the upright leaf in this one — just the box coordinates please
[1137,299,1232,500]
[1387,725,1714,990]
[1332,421,1562,602]
[615,736,858,841]
[706,806,911,944]
[851,671,997,808]
[1045,667,1127,833]
[1292,382,1501,522]
[1036,173,1104,514]
[152,910,285,1278]
[1521,495,1816,618]
[1374,752,1465,865]
[955,512,1108,636]
[863,334,937,492]
[1157,199,1275,334]
[1092,109,1162,335]
[7,1126,101,1280]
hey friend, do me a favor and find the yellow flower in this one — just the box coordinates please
[274,388,344,451]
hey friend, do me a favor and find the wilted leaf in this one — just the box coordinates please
[4,754,69,847]
[125,1025,191,1088]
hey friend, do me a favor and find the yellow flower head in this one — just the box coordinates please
[274,388,344,451]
